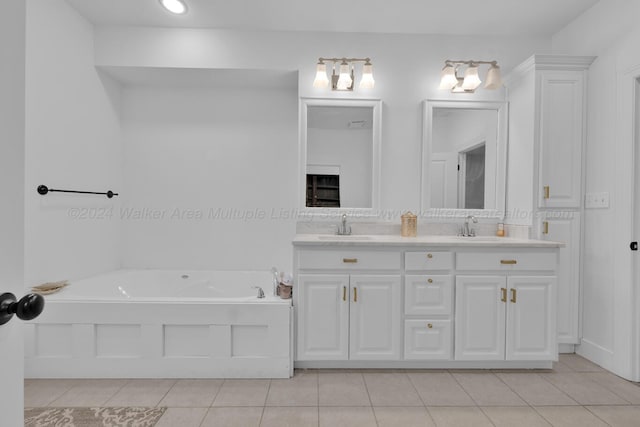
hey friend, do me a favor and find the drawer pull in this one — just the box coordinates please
[427,253,433,259]
[342,258,358,263]
[427,278,433,284]
[542,221,549,235]
[353,287,358,302]
[501,288,507,302]
[427,323,433,329]
[544,185,550,199]
[500,260,517,265]
[511,288,517,303]
[343,286,346,302]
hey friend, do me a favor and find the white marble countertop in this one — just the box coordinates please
[293,234,564,248]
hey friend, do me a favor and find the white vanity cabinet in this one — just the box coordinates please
[295,249,402,361]
[454,252,557,361]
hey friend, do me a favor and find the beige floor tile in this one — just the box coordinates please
[48,379,127,407]
[24,379,78,407]
[266,372,317,406]
[534,406,608,427]
[586,372,640,404]
[408,372,475,406]
[558,354,605,372]
[212,380,270,407]
[452,373,526,406]
[155,407,208,427]
[552,361,575,372]
[106,379,176,407]
[319,406,377,427]
[363,373,423,406]
[482,406,552,427]
[159,379,224,407]
[496,373,578,406]
[200,407,263,427]
[260,406,318,427]
[374,406,435,427]
[586,405,640,427]
[540,373,628,405]
[318,373,370,406]
[427,406,494,427]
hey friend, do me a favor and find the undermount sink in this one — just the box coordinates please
[317,235,374,240]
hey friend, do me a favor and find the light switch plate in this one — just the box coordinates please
[585,192,610,208]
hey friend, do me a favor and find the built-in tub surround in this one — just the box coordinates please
[25,270,292,379]
[293,234,561,369]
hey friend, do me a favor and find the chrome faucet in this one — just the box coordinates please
[336,213,352,235]
[460,215,478,237]
[253,286,265,299]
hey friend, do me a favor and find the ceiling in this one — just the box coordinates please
[65,0,599,36]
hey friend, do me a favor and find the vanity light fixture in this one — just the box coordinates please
[313,57,375,91]
[439,60,502,93]
[160,0,188,15]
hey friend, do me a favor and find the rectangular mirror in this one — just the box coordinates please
[300,98,381,213]
[421,100,507,218]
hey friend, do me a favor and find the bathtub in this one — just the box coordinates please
[24,270,293,379]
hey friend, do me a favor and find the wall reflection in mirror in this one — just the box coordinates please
[431,108,498,209]
[303,100,380,210]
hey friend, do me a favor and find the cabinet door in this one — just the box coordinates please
[540,212,580,344]
[455,276,506,361]
[404,320,452,360]
[349,275,401,360]
[506,276,557,361]
[297,274,349,360]
[538,70,584,208]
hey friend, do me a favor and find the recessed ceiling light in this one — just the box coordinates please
[160,0,188,15]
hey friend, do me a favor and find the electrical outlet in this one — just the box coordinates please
[585,192,610,208]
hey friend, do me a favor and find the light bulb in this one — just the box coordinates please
[160,0,187,14]
[336,61,352,90]
[313,62,329,88]
[359,63,375,89]
[439,64,458,90]
[484,64,503,90]
[461,64,482,91]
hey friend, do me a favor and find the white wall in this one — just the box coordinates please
[307,127,373,208]
[0,0,26,423]
[120,84,298,271]
[551,0,640,379]
[25,0,123,285]
[94,27,549,215]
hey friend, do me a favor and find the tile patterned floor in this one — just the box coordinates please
[24,355,640,427]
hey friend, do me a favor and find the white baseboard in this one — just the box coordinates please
[577,339,613,370]
[558,344,576,354]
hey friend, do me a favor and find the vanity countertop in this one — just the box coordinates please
[293,234,564,248]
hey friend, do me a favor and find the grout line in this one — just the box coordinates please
[582,372,635,404]
[209,379,225,408]
[448,371,479,407]
[154,379,178,408]
[580,406,615,427]
[257,379,272,426]
[476,406,499,427]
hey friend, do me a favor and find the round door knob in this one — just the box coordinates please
[427,323,433,329]
[427,278,433,283]
[0,293,45,325]
[427,253,433,259]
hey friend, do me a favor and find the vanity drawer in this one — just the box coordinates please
[297,249,401,271]
[456,252,557,271]
[404,319,452,360]
[405,275,453,316]
[405,251,453,271]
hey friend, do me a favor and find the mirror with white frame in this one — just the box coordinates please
[299,98,381,212]
[421,100,507,218]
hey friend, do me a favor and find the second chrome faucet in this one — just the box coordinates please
[459,215,478,237]
[336,213,352,235]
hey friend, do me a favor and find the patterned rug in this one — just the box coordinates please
[24,407,166,427]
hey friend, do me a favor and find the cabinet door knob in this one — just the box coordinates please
[511,288,517,303]
[427,278,433,284]
[427,323,433,329]
[343,258,358,263]
[427,253,433,259]
[500,288,507,303]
